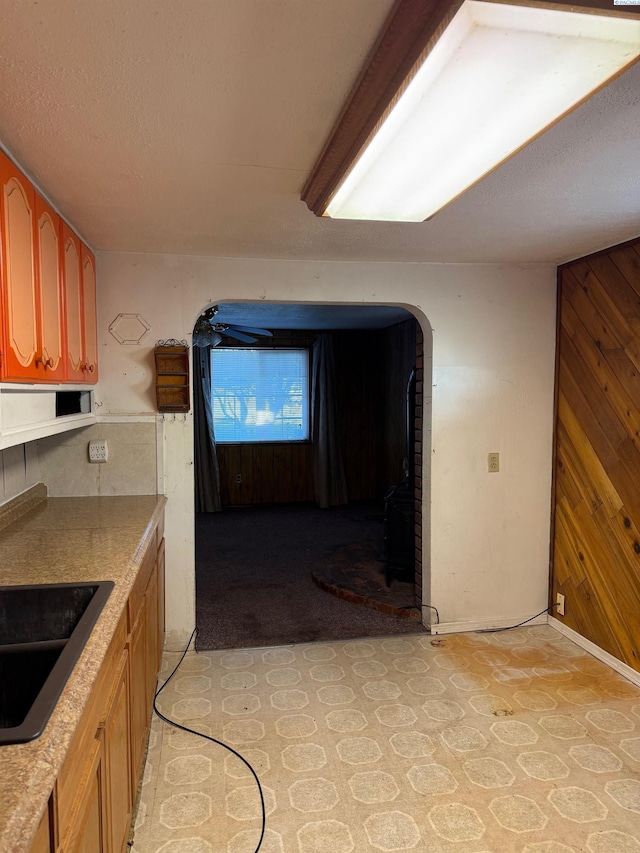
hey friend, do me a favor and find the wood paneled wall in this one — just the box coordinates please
[333,330,385,500]
[552,238,640,672]
[218,441,314,505]
[320,320,418,501]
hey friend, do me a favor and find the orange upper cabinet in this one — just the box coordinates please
[0,149,98,384]
[34,195,65,381]
[62,226,98,384]
[63,224,84,382]
[81,244,98,381]
[0,152,39,380]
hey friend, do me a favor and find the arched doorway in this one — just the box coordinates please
[191,301,430,649]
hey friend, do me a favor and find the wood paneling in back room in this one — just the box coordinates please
[552,237,640,672]
[218,442,314,506]
[333,319,418,501]
[333,330,385,500]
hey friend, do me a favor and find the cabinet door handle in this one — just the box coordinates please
[86,362,96,374]
[34,354,53,369]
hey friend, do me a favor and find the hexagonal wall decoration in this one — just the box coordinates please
[108,312,151,344]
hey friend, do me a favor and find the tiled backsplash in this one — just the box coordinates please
[37,421,158,496]
[0,444,41,505]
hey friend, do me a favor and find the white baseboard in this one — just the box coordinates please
[430,613,549,635]
[549,616,640,688]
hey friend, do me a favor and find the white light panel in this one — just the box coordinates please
[326,1,640,222]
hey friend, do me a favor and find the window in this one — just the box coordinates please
[211,348,310,443]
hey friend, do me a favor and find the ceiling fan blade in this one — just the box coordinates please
[229,325,273,337]
[224,329,258,343]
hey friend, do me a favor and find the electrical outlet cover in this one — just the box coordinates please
[89,440,108,463]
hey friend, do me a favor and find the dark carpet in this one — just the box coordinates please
[195,502,427,650]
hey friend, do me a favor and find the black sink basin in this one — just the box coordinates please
[0,581,114,745]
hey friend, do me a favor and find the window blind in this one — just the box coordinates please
[210,348,309,443]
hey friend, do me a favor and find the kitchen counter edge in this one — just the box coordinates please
[0,491,167,853]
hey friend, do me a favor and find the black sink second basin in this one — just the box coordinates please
[0,583,105,645]
[0,644,64,729]
[0,581,114,745]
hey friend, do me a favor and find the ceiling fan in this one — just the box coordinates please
[192,305,273,348]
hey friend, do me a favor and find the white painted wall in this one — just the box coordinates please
[97,252,557,647]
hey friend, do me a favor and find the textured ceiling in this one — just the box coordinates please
[0,0,638,264]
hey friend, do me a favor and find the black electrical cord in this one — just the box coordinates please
[397,603,440,624]
[423,604,440,624]
[398,603,554,634]
[475,603,559,633]
[152,630,266,853]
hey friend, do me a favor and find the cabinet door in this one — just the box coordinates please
[145,569,159,711]
[0,152,38,380]
[157,538,166,671]
[81,244,98,382]
[128,607,148,791]
[104,650,132,853]
[64,738,105,853]
[34,195,65,381]
[30,804,52,853]
[62,224,84,382]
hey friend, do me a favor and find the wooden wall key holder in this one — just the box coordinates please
[154,340,190,412]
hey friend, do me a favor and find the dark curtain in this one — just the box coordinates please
[312,333,348,508]
[194,346,221,512]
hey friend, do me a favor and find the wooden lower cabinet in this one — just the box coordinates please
[35,521,164,853]
[157,538,165,672]
[103,652,131,853]
[66,739,105,853]
[128,605,148,789]
[144,569,159,710]
[30,807,52,853]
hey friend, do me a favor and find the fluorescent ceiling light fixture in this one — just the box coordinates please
[310,0,640,223]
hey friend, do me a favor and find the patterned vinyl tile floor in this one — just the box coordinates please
[132,625,640,853]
